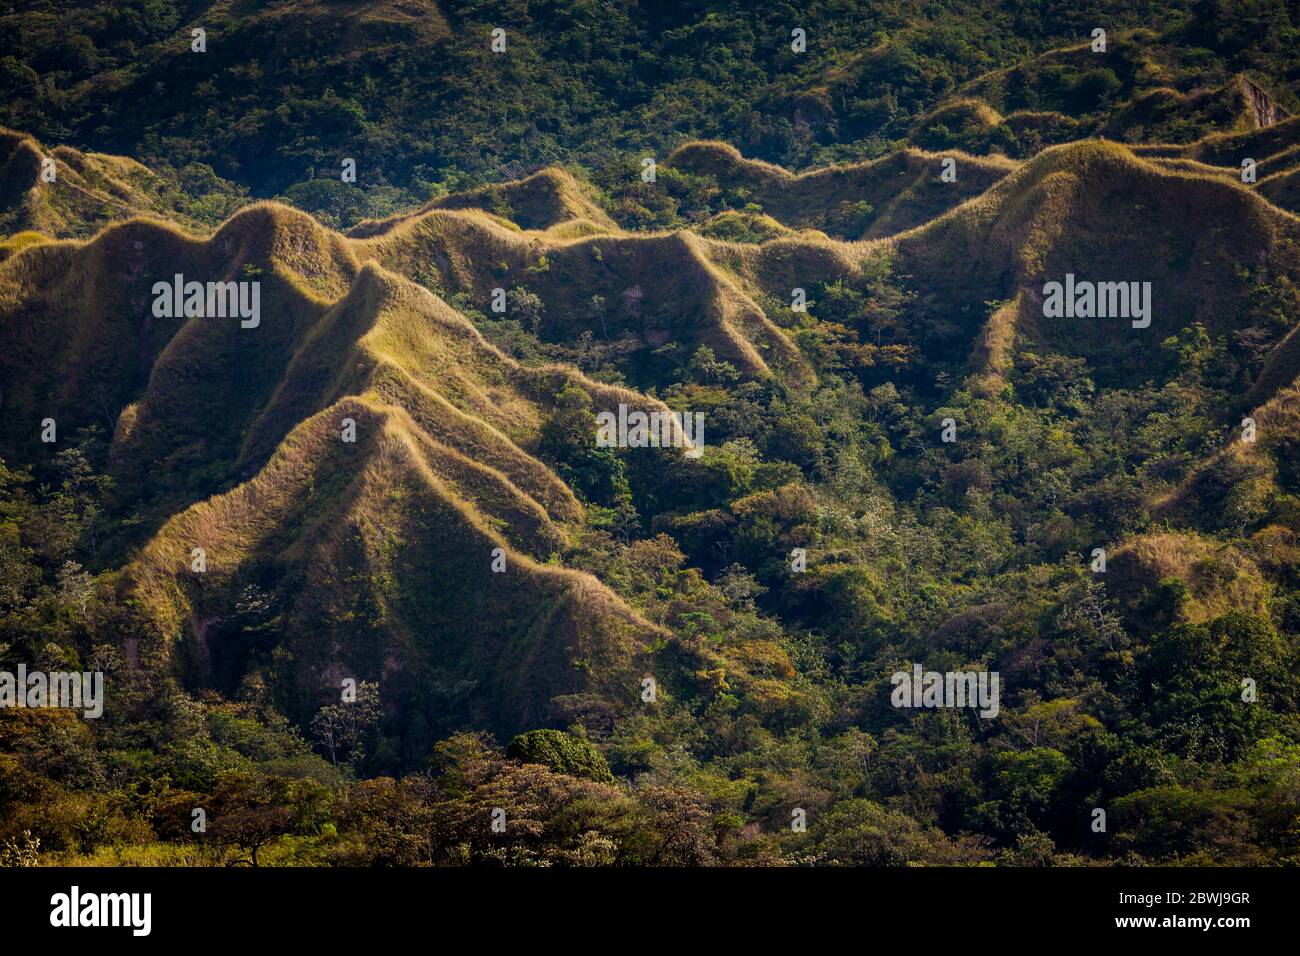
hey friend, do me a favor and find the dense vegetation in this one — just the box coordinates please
[2,0,1300,867]
[4,0,1299,228]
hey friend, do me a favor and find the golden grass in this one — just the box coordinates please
[1132,114,1300,170]
[1108,531,1272,624]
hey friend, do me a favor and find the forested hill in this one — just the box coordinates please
[3,0,1297,227]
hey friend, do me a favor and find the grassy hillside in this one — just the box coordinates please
[0,126,247,243]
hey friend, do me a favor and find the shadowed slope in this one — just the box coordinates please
[6,130,1300,747]
[0,200,693,738]
[1133,116,1300,212]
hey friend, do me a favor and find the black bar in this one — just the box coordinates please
[3,866,1283,942]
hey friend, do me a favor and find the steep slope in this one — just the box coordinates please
[0,202,357,494]
[874,138,1300,591]
[1133,116,1300,212]
[889,139,1300,392]
[4,123,1300,768]
[355,206,814,387]
[126,392,659,740]
[1133,114,1300,168]
[905,15,1295,160]
[1260,165,1300,214]
[1153,379,1300,531]
[0,198,699,739]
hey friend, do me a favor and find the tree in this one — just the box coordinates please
[506,729,616,784]
[625,786,717,866]
[538,383,634,510]
[209,772,298,867]
[687,346,740,385]
[311,681,382,769]
[507,288,545,336]
[809,798,988,865]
